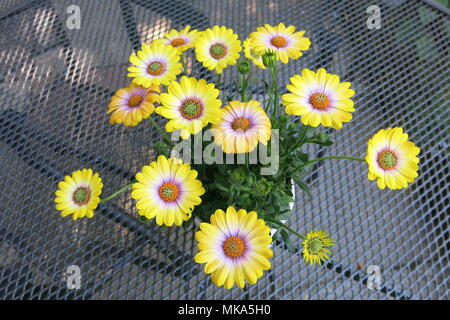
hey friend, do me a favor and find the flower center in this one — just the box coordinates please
[271,35,287,48]
[128,94,143,108]
[73,187,91,206]
[209,43,227,59]
[309,93,330,110]
[147,61,164,76]
[180,99,203,119]
[231,117,251,131]
[171,37,186,47]
[378,150,398,170]
[158,182,180,202]
[308,238,323,254]
[223,236,246,258]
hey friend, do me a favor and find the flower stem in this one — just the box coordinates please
[269,63,279,118]
[216,73,222,90]
[148,116,174,148]
[266,219,305,239]
[180,52,189,76]
[100,182,134,203]
[289,125,310,153]
[239,73,250,102]
[292,156,365,173]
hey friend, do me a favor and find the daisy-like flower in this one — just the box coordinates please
[243,38,265,69]
[194,207,273,289]
[302,230,334,265]
[156,76,222,139]
[249,23,310,64]
[54,169,103,220]
[366,127,420,190]
[131,155,205,226]
[194,25,241,74]
[107,83,160,127]
[162,25,200,52]
[212,100,271,154]
[282,68,355,129]
[127,41,182,87]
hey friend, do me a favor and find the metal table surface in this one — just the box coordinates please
[0,0,449,299]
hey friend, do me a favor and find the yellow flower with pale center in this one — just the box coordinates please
[243,38,265,69]
[282,68,355,129]
[127,41,182,87]
[162,25,200,52]
[366,127,420,190]
[249,23,310,64]
[302,230,334,265]
[212,100,271,154]
[131,155,205,226]
[194,207,273,289]
[156,76,222,139]
[107,83,160,127]
[54,169,103,220]
[194,26,241,74]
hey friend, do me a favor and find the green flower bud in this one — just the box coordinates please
[237,59,251,75]
[230,167,247,183]
[262,50,277,68]
[255,178,272,196]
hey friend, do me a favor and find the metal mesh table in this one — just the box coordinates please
[0,0,449,300]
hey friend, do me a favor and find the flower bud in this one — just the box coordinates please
[262,50,277,68]
[255,178,271,196]
[237,59,251,75]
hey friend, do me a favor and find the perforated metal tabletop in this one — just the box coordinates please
[0,0,449,300]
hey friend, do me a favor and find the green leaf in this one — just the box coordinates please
[294,177,312,198]
[281,230,295,253]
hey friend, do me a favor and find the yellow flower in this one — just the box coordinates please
[212,100,271,154]
[366,127,420,190]
[107,83,160,127]
[243,38,265,69]
[156,76,222,139]
[127,41,182,87]
[282,68,355,129]
[194,207,273,289]
[194,25,241,74]
[249,23,310,64]
[162,25,200,52]
[54,169,103,220]
[131,155,205,226]
[302,230,334,265]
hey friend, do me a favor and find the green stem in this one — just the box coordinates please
[149,116,174,147]
[100,182,134,203]
[289,125,310,153]
[180,52,189,76]
[266,219,305,239]
[239,73,249,102]
[292,156,365,173]
[216,73,222,90]
[269,64,279,118]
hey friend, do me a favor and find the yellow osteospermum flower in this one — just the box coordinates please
[107,83,160,127]
[212,100,271,154]
[194,207,273,289]
[243,38,265,69]
[302,230,335,265]
[131,155,205,226]
[195,25,241,74]
[249,23,310,64]
[282,68,355,129]
[162,25,200,52]
[127,41,182,87]
[366,127,420,190]
[54,169,103,220]
[156,76,222,139]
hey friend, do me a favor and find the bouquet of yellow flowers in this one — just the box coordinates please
[54,23,420,289]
